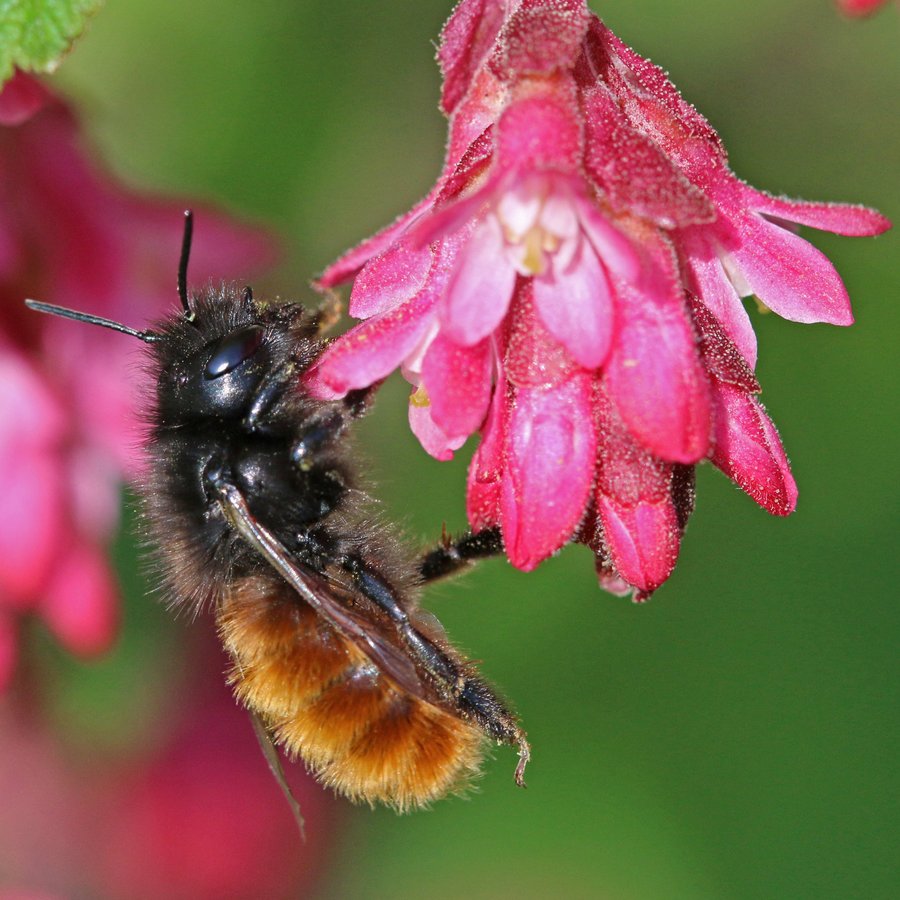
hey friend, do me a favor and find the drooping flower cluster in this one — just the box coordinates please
[310,0,889,599]
[0,73,274,686]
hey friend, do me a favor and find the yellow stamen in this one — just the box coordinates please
[520,228,547,275]
[409,384,431,408]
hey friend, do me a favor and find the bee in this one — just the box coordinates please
[26,211,529,812]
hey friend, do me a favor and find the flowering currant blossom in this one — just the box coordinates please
[310,0,890,599]
[0,73,274,686]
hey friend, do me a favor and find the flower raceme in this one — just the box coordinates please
[310,0,890,599]
[0,73,274,686]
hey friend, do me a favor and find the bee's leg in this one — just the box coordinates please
[243,360,298,432]
[310,288,342,334]
[247,712,306,841]
[244,326,378,433]
[338,555,458,684]
[337,551,530,785]
[290,410,349,469]
[289,389,376,471]
[342,385,379,419]
[418,527,504,583]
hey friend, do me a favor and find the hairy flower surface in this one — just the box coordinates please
[311,0,889,598]
[0,73,274,685]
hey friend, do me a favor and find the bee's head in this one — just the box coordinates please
[26,210,315,425]
[152,283,289,423]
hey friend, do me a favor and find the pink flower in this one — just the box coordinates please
[0,73,274,685]
[310,1,889,598]
[98,643,340,900]
[836,0,893,15]
[0,637,339,897]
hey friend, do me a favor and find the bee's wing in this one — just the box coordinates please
[215,481,426,700]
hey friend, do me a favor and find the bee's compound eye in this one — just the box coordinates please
[204,325,264,379]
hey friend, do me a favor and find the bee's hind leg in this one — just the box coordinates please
[418,527,504,584]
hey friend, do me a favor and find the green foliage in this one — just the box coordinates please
[0,0,103,83]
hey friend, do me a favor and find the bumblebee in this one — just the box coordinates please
[27,212,529,811]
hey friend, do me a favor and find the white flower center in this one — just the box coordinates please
[494,178,579,277]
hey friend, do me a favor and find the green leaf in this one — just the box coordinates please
[0,0,104,84]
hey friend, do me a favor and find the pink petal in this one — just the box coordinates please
[446,66,506,167]
[533,238,614,369]
[678,226,758,367]
[436,126,494,206]
[348,240,434,318]
[0,348,66,444]
[312,294,439,395]
[595,566,634,598]
[598,491,681,598]
[441,217,517,345]
[606,238,711,463]
[687,293,760,394]
[408,399,467,462]
[421,333,493,438]
[504,278,581,388]
[501,374,596,571]
[728,213,855,325]
[710,382,797,516]
[42,312,147,478]
[490,0,590,78]
[494,91,582,175]
[747,187,891,237]
[438,0,506,115]
[0,450,65,604]
[301,367,344,402]
[589,20,725,170]
[837,0,890,15]
[41,542,119,656]
[68,447,123,541]
[594,386,686,596]
[316,192,436,288]
[0,201,21,273]
[580,84,715,229]
[574,193,641,283]
[467,380,508,531]
[0,72,52,126]
[408,181,493,248]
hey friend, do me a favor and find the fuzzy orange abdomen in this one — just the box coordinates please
[217,574,485,811]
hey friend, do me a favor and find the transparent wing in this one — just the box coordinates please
[215,480,426,700]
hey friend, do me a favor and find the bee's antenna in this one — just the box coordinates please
[178,209,194,318]
[25,299,159,343]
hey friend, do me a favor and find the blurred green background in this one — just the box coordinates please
[42,0,899,897]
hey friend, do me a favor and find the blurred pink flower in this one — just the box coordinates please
[310,0,889,598]
[0,72,275,685]
[98,642,341,900]
[0,637,339,898]
[836,0,893,15]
